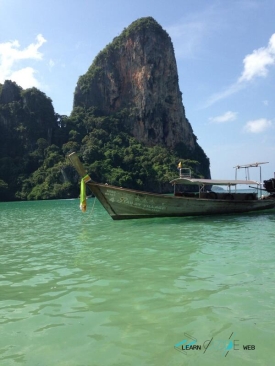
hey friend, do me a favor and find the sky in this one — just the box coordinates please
[1,0,275,182]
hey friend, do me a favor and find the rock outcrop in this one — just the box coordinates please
[0,81,57,148]
[74,17,210,177]
[0,80,22,105]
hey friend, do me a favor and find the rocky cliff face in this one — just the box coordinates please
[74,17,210,177]
[0,80,56,146]
[0,80,22,105]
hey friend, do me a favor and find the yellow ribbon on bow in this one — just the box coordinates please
[80,174,91,212]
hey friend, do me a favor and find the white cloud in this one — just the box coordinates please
[209,111,237,123]
[0,34,46,88]
[243,118,272,133]
[238,34,275,82]
[10,67,40,88]
[204,83,245,108]
[205,33,275,107]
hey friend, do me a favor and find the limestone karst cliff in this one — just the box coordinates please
[73,17,210,178]
[0,17,211,202]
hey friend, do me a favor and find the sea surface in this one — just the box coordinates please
[0,198,275,366]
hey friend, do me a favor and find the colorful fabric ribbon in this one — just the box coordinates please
[80,174,91,212]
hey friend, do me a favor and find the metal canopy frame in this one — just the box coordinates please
[234,162,268,183]
[172,162,270,198]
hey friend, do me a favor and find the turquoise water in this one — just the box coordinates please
[1,199,275,366]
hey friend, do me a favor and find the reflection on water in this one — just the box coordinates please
[0,200,274,365]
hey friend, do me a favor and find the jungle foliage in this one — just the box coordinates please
[0,80,208,201]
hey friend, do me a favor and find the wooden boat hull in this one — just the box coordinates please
[88,182,275,220]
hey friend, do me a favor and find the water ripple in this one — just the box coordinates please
[0,200,274,365]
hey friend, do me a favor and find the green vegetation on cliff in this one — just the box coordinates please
[68,106,207,192]
[0,18,210,201]
[0,81,208,201]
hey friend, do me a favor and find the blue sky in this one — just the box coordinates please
[1,0,275,181]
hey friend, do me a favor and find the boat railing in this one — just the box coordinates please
[179,168,192,178]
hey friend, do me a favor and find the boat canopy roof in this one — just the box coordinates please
[233,162,268,169]
[170,178,259,186]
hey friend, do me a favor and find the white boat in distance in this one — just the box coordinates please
[68,153,275,220]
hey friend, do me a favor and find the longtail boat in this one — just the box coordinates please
[68,153,275,220]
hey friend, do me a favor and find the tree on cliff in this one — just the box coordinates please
[0,80,75,200]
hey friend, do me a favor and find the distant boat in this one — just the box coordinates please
[68,153,275,220]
